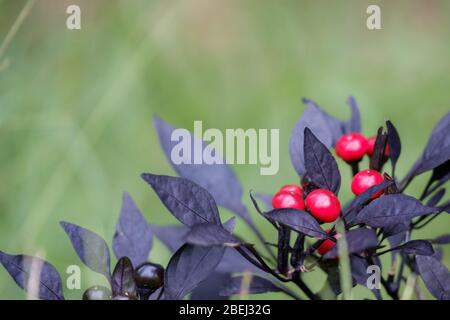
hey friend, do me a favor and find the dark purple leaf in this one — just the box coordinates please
[164,244,225,300]
[344,96,362,133]
[184,223,241,247]
[112,193,153,267]
[253,192,273,211]
[431,234,450,245]
[150,224,188,253]
[215,248,263,274]
[429,160,450,193]
[324,228,378,259]
[416,255,450,300]
[153,116,252,225]
[350,255,382,299]
[219,275,282,296]
[222,217,236,233]
[289,99,339,176]
[386,121,401,171]
[111,257,136,297]
[141,173,221,227]
[303,127,341,193]
[396,240,434,256]
[403,112,450,184]
[345,180,394,223]
[387,231,407,264]
[0,251,64,300]
[427,189,446,207]
[191,272,231,300]
[354,194,438,228]
[263,208,329,239]
[60,221,111,280]
[383,223,410,238]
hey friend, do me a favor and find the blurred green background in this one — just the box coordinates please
[0,0,449,299]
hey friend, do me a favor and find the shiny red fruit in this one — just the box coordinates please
[335,133,368,162]
[272,191,305,210]
[366,136,390,157]
[279,184,303,197]
[305,189,341,223]
[351,169,384,197]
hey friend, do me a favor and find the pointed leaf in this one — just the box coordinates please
[191,272,231,300]
[153,116,252,225]
[0,251,64,300]
[431,234,450,245]
[354,194,438,228]
[141,173,221,227]
[397,240,434,256]
[386,121,401,171]
[303,127,341,193]
[220,275,282,296]
[324,228,378,259]
[151,224,188,253]
[60,221,111,280]
[111,257,136,297]
[344,96,362,133]
[345,180,394,216]
[184,223,241,247]
[263,208,329,239]
[403,112,450,183]
[112,193,153,267]
[164,244,225,300]
[416,255,450,300]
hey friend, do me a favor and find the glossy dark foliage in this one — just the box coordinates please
[220,275,282,296]
[184,223,240,247]
[303,127,341,193]
[350,255,382,299]
[395,240,434,256]
[403,112,450,185]
[323,228,378,259]
[0,251,64,300]
[386,121,401,172]
[164,244,225,300]
[111,257,136,297]
[263,208,330,239]
[141,173,221,226]
[1,98,449,301]
[289,97,361,176]
[153,116,252,225]
[113,193,153,267]
[431,234,450,245]
[416,255,450,300]
[344,179,394,224]
[354,194,437,228]
[60,221,111,281]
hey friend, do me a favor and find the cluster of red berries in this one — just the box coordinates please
[272,185,341,254]
[271,133,388,255]
[335,133,389,162]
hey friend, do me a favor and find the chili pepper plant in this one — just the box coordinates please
[1,96,449,300]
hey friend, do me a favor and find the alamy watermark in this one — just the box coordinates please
[171,121,280,176]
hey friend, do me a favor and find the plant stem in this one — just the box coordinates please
[349,161,360,176]
[336,220,353,300]
[277,226,290,275]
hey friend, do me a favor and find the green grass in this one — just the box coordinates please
[0,0,449,299]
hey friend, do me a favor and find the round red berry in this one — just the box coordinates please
[305,189,341,223]
[272,191,305,210]
[279,184,303,197]
[366,136,390,157]
[317,229,339,255]
[351,169,384,197]
[335,133,368,162]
